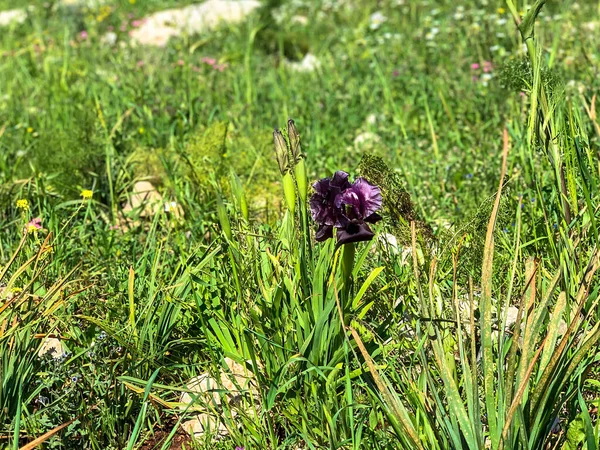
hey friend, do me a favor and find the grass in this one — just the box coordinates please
[1,0,600,448]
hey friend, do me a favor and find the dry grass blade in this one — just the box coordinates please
[348,327,424,450]
[18,419,76,450]
[480,128,511,448]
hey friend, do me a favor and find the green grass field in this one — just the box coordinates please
[1,0,600,448]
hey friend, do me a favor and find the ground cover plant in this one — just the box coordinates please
[1,0,600,448]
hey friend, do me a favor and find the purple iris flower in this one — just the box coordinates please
[310,172,382,245]
[309,171,351,241]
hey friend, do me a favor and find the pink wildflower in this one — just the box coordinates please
[470,63,480,70]
[201,57,217,66]
[79,31,88,40]
[483,61,493,73]
[177,59,185,66]
[131,20,143,28]
[27,217,42,233]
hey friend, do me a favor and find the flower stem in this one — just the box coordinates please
[340,242,355,311]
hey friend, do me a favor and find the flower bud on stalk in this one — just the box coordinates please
[287,119,308,203]
[273,129,297,214]
[273,129,289,176]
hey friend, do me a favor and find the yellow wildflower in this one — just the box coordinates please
[16,199,29,210]
[81,189,93,200]
[497,7,505,14]
[129,0,136,3]
[138,127,145,134]
[27,127,33,133]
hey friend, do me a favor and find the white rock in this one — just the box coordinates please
[286,53,321,72]
[38,337,64,359]
[379,233,398,253]
[503,305,520,330]
[290,15,308,26]
[180,374,222,408]
[130,0,261,47]
[122,181,163,218]
[180,358,259,441]
[0,9,26,27]
[182,413,230,438]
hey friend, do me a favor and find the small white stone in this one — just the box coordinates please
[38,337,64,359]
[286,53,321,73]
[290,15,308,26]
[0,9,26,27]
[379,233,398,254]
[503,306,520,330]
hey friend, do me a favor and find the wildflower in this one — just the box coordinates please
[369,11,387,30]
[482,61,493,73]
[164,201,178,213]
[202,57,217,66]
[136,60,145,68]
[81,189,93,200]
[79,30,88,40]
[176,59,184,66]
[27,127,33,133]
[27,217,42,234]
[497,7,506,14]
[235,447,245,450]
[310,172,382,245]
[16,199,29,210]
[392,69,400,77]
[138,127,145,134]
[71,375,79,383]
[131,19,143,28]
[470,63,480,70]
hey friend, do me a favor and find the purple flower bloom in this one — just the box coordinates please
[310,172,382,245]
[310,171,351,241]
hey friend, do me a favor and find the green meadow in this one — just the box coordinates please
[1,0,600,448]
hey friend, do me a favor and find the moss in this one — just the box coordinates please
[128,147,170,184]
[27,110,105,197]
[182,120,229,184]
